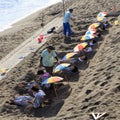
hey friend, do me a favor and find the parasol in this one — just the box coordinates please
[97,12,108,18]
[62,52,77,61]
[74,42,88,51]
[42,76,63,84]
[81,34,95,41]
[88,23,100,30]
[54,63,70,73]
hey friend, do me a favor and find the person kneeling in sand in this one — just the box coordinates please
[37,69,51,89]
[9,86,46,109]
[31,86,46,108]
[17,81,40,94]
[11,87,46,108]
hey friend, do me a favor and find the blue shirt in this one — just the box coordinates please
[63,11,72,23]
[14,96,33,106]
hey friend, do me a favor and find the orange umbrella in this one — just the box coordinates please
[62,52,77,61]
[74,42,88,52]
[88,23,100,30]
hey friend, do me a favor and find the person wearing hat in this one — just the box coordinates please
[63,8,73,43]
[39,45,58,75]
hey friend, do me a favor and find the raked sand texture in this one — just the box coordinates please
[0,0,120,120]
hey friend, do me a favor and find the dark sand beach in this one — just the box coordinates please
[0,0,120,120]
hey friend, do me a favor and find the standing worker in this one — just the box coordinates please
[63,8,73,43]
[39,45,59,75]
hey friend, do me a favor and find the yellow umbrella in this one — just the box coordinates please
[114,20,119,25]
[62,52,77,61]
[1,68,7,75]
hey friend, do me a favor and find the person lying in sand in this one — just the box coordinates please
[78,55,88,62]
[9,95,33,107]
[83,45,93,53]
[88,39,98,46]
[61,54,88,64]
[63,64,78,74]
[17,81,40,93]
[53,62,79,83]
[97,21,110,31]
[54,55,88,74]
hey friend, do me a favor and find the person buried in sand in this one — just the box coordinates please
[17,81,40,94]
[39,45,59,75]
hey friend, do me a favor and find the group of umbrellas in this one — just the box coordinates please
[42,42,88,84]
[80,12,108,41]
[97,12,108,22]
[42,12,108,85]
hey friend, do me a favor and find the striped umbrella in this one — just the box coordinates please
[97,12,107,22]
[81,34,95,41]
[88,23,100,30]
[74,42,88,51]
[62,52,77,61]
[54,63,70,73]
[97,12,108,18]
[42,76,63,84]
[86,29,96,35]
